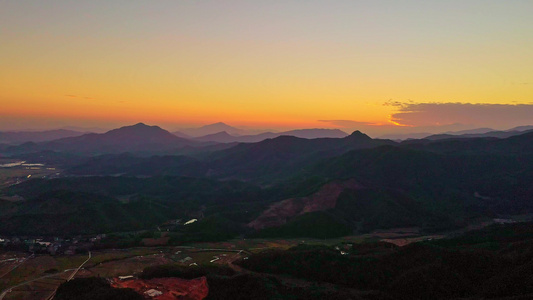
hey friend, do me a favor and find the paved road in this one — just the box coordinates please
[0,247,250,300]
[0,269,74,300]
[0,254,33,279]
[0,251,91,300]
[67,251,91,282]
[175,246,252,255]
[45,251,92,300]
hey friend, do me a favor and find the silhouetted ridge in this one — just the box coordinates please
[194,131,236,143]
[177,122,245,137]
[0,129,86,144]
[402,129,533,154]
[102,123,178,143]
[4,123,200,155]
[204,130,393,182]
[346,130,371,140]
[105,123,166,135]
[280,128,348,139]
[193,128,348,143]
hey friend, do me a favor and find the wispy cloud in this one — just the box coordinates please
[64,94,94,100]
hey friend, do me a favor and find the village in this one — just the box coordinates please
[0,234,106,256]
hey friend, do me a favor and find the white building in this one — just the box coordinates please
[145,289,163,297]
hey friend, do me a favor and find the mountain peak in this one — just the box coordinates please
[345,130,372,141]
[31,123,196,155]
[281,128,348,139]
[194,131,237,143]
[198,131,234,138]
[104,123,174,140]
[215,131,232,136]
[180,122,245,137]
[200,122,235,130]
[349,130,369,137]
[117,123,161,131]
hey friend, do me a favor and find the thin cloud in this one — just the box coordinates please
[390,102,533,128]
[318,120,382,127]
[383,100,407,107]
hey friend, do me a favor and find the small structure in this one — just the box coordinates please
[180,257,192,263]
[184,219,198,225]
[64,246,76,255]
[493,218,515,224]
[118,275,134,280]
[145,289,163,297]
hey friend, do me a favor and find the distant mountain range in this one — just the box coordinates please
[4,122,532,146]
[192,128,348,143]
[0,129,87,144]
[380,125,533,140]
[174,122,348,143]
[7,123,199,155]
[424,127,533,141]
[2,123,350,154]
[174,122,249,137]
[401,130,533,155]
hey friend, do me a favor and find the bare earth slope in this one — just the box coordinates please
[248,179,362,230]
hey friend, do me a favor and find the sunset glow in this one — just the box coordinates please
[1,1,532,134]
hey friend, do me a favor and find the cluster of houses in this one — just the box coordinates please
[0,234,106,255]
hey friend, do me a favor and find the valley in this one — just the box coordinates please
[1,123,533,299]
[3,221,533,299]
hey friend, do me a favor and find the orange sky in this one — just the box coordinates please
[1,1,532,134]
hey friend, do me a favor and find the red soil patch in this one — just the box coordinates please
[111,277,208,300]
[249,179,362,230]
[381,235,445,247]
[370,227,421,239]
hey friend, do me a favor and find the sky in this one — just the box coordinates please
[1,1,532,135]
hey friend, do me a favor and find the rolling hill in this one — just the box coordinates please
[205,131,395,182]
